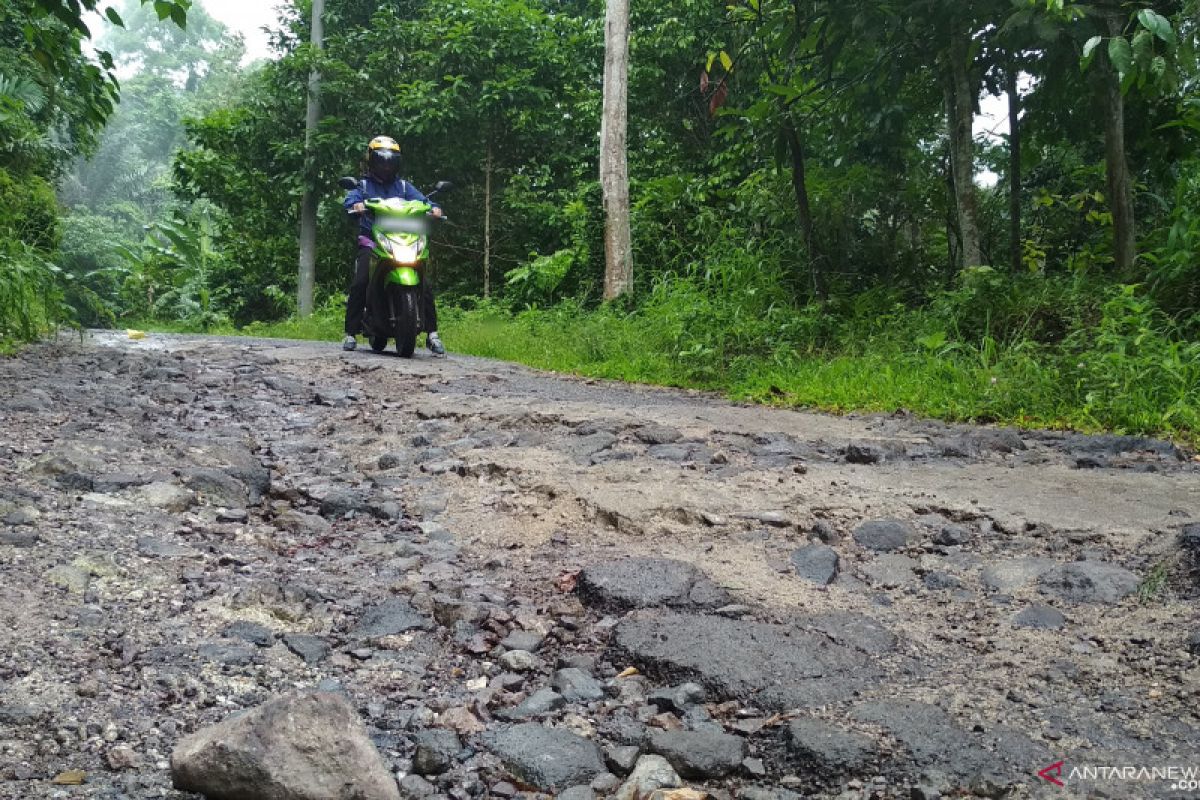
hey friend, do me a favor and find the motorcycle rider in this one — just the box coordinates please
[342,135,445,355]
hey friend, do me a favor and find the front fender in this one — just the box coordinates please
[385,266,421,287]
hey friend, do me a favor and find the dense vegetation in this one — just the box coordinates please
[2,0,1198,439]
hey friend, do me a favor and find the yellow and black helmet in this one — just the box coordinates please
[367,136,401,182]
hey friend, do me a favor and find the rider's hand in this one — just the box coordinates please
[351,202,366,214]
[431,207,444,218]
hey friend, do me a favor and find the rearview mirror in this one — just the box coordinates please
[432,181,454,194]
[337,176,358,190]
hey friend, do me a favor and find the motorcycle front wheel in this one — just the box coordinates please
[390,285,420,358]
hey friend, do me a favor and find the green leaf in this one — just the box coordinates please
[719,50,733,72]
[1137,9,1176,45]
[104,7,124,26]
[1108,36,1133,78]
[1132,29,1153,70]
[1081,35,1103,71]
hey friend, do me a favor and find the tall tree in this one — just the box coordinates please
[298,0,324,317]
[601,0,633,300]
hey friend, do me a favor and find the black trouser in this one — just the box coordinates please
[345,247,438,336]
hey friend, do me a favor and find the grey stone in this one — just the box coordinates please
[614,612,884,709]
[980,557,1057,592]
[861,554,919,588]
[136,536,201,558]
[198,642,258,666]
[0,700,42,725]
[552,668,605,703]
[790,544,839,585]
[501,629,545,652]
[933,523,973,546]
[804,612,899,655]
[845,442,884,464]
[922,571,963,591]
[737,789,803,800]
[411,728,461,776]
[483,723,606,790]
[646,683,706,714]
[558,787,596,800]
[216,508,249,523]
[852,519,915,552]
[503,688,565,720]
[45,565,90,594]
[614,755,682,800]
[568,432,619,459]
[1187,630,1200,655]
[645,728,746,779]
[848,700,1036,781]
[1013,604,1066,630]
[378,452,404,470]
[133,482,195,513]
[578,559,729,610]
[397,774,437,798]
[1038,562,1141,604]
[170,691,401,800]
[432,596,490,627]
[635,424,683,445]
[224,620,275,647]
[605,744,641,775]
[182,468,250,508]
[1,506,38,525]
[499,650,539,672]
[282,633,330,665]
[787,718,876,772]
[350,598,433,639]
[0,529,40,547]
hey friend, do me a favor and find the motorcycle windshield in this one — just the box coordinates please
[376,216,430,235]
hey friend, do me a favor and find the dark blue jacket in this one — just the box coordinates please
[344,176,440,238]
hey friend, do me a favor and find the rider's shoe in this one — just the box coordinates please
[342,335,357,351]
[427,332,446,357]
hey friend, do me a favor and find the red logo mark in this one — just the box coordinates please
[1039,760,1066,787]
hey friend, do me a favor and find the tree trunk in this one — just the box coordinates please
[297,0,324,317]
[600,0,633,300]
[1007,63,1022,273]
[945,31,982,268]
[483,141,493,299]
[1104,12,1136,273]
[782,118,825,300]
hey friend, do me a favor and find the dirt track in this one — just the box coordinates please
[1,331,1197,799]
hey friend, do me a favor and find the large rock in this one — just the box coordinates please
[787,718,876,773]
[980,557,1056,593]
[182,468,250,508]
[790,545,839,585]
[852,520,915,552]
[483,723,606,790]
[578,559,729,610]
[350,598,433,639]
[645,729,745,778]
[613,612,885,709]
[552,668,606,702]
[850,699,1038,783]
[614,755,682,800]
[1038,562,1140,604]
[170,691,401,800]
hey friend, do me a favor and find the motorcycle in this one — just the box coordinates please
[339,176,451,357]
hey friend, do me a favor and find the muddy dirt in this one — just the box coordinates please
[1,331,1197,799]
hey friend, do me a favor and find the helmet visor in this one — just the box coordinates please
[369,149,400,182]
